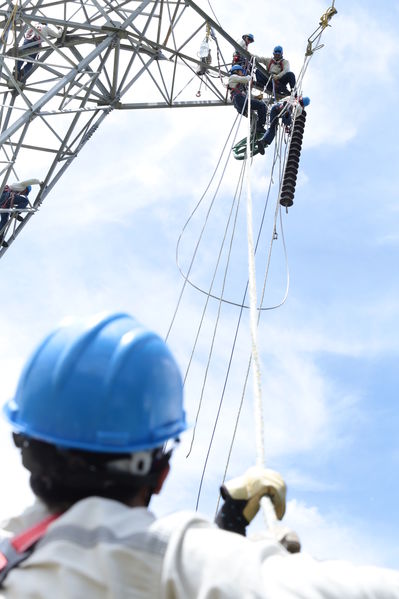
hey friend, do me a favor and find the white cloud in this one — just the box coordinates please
[284,499,394,567]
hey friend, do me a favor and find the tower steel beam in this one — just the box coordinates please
[0,0,250,256]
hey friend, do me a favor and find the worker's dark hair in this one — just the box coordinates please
[13,433,171,510]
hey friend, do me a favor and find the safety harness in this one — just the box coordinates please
[267,58,285,74]
[0,186,11,208]
[228,79,247,101]
[24,27,42,43]
[0,186,17,211]
[0,513,59,586]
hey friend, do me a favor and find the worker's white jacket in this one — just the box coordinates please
[1,497,399,598]
[255,56,290,80]
[278,96,304,119]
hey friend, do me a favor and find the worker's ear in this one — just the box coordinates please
[154,464,170,494]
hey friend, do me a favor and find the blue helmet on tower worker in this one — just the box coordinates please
[254,44,296,96]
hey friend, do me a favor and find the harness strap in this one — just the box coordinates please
[0,188,13,209]
[0,513,60,585]
[229,81,247,100]
[24,28,42,43]
[268,58,284,73]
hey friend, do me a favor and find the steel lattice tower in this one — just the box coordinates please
[0,0,243,256]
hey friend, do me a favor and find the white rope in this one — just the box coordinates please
[244,75,279,532]
[244,79,265,469]
[188,6,336,526]
[244,7,336,529]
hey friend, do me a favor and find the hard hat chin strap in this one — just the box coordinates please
[107,451,154,476]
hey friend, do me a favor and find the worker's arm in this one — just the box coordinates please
[228,74,251,88]
[9,178,41,192]
[40,25,63,39]
[254,55,271,67]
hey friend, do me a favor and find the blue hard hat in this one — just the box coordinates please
[3,313,187,453]
[26,185,32,194]
[301,96,310,107]
[243,34,254,42]
[273,45,283,54]
[231,64,245,74]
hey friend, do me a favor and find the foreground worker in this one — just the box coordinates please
[1,313,399,598]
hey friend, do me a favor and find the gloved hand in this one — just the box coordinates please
[272,74,280,80]
[250,525,301,553]
[276,526,301,554]
[215,466,286,535]
[245,75,252,82]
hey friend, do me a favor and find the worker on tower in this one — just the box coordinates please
[240,33,255,52]
[254,45,296,97]
[14,22,62,82]
[0,178,41,247]
[232,33,255,69]
[258,95,310,154]
[1,311,399,597]
[229,64,266,136]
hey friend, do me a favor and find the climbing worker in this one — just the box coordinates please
[232,33,255,69]
[228,64,266,135]
[240,33,255,51]
[254,45,296,97]
[2,311,399,598]
[258,96,310,154]
[14,22,62,82]
[0,178,41,247]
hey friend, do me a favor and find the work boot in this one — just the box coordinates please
[7,77,24,90]
[257,140,266,155]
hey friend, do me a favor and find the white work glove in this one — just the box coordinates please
[272,74,280,81]
[215,466,286,536]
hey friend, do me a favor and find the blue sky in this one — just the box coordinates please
[0,0,398,570]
